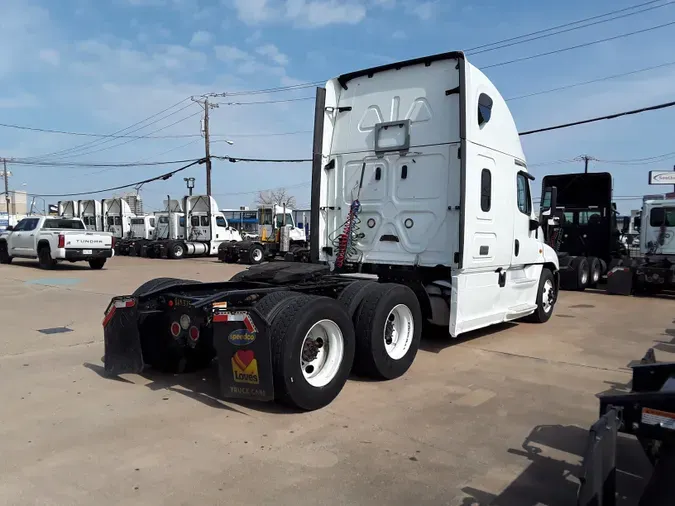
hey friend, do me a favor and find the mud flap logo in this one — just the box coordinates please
[228,328,256,346]
[232,350,259,384]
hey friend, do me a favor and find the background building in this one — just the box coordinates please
[0,190,28,215]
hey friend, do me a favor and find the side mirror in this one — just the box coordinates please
[633,216,641,233]
[621,216,630,234]
[541,186,558,214]
[529,219,540,231]
[5,225,13,231]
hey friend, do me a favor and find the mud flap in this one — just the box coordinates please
[577,407,620,506]
[212,308,274,402]
[103,297,144,376]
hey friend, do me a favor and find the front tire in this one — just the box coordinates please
[524,268,556,323]
[0,242,11,264]
[352,283,422,380]
[248,244,264,265]
[169,241,185,259]
[270,295,355,411]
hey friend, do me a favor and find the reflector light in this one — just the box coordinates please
[189,326,200,341]
[58,234,65,248]
[170,322,181,337]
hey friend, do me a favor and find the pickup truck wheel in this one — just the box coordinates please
[89,258,106,270]
[248,244,264,265]
[38,247,55,270]
[270,295,355,411]
[352,283,422,380]
[0,242,12,264]
[523,268,556,323]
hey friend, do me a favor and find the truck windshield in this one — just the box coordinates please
[650,207,675,227]
[43,219,85,230]
[130,218,145,225]
[158,216,168,224]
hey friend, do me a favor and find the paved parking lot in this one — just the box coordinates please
[0,256,672,505]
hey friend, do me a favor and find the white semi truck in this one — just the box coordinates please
[102,51,559,411]
[608,196,675,294]
[146,195,242,259]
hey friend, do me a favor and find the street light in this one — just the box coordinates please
[212,139,235,145]
[184,177,195,196]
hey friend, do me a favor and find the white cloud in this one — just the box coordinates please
[231,0,366,27]
[39,48,60,66]
[190,30,212,46]
[408,1,435,21]
[0,92,39,109]
[214,45,251,62]
[256,44,289,66]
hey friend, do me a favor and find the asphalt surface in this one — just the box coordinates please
[0,255,672,505]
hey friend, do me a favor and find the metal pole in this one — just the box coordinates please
[204,98,212,197]
[3,159,9,214]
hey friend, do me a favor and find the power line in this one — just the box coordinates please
[506,59,675,101]
[23,98,193,162]
[0,121,202,139]
[48,110,203,160]
[212,181,311,197]
[216,96,316,106]
[483,20,675,69]
[213,155,312,163]
[8,158,200,168]
[28,159,205,197]
[596,150,675,165]
[468,0,675,56]
[215,1,675,97]
[519,99,675,136]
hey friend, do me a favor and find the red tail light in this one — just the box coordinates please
[111,236,115,249]
[189,326,200,342]
[170,322,181,337]
[58,234,65,248]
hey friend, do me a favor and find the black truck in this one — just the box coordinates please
[540,172,628,291]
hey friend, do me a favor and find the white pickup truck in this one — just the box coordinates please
[0,216,114,269]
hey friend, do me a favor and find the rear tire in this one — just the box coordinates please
[270,295,355,411]
[0,242,11,264]
[352,283,422,380]
[38,246,55,270]
[571,256,590,291]
[523,268,556,323]
[89,258,106,270]
[337,280,376,321]
[588,256,601,288]
[132,277,200,296]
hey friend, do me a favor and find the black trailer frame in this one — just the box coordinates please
[577,348,675,505]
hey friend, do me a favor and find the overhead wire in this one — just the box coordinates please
[22,98,193,161]
[216,0,675,96]
[26,159,205,198]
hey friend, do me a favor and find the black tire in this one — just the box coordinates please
[523,268,556,323]
[248,244,265,265]
[169,241,185,259]
[0,241,11,264]
[38,246,55,270]
[571,256,590,291]
[270,295,355,411]
[352,283,422,380]
[229,270,248,281]
[89,258,106,270]
[254,291,303,319]
[587,257,601,288]
[337,280,376,320]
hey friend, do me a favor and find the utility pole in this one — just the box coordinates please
[191,95,222,197]
[2,159,10,215]
[577,154,597,174]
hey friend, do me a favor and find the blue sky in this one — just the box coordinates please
[1,0,674,213]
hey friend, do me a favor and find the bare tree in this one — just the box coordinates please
[256,188,297,208]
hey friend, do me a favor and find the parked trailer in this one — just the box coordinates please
[102,51,560,411]
[540,172,628,291]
